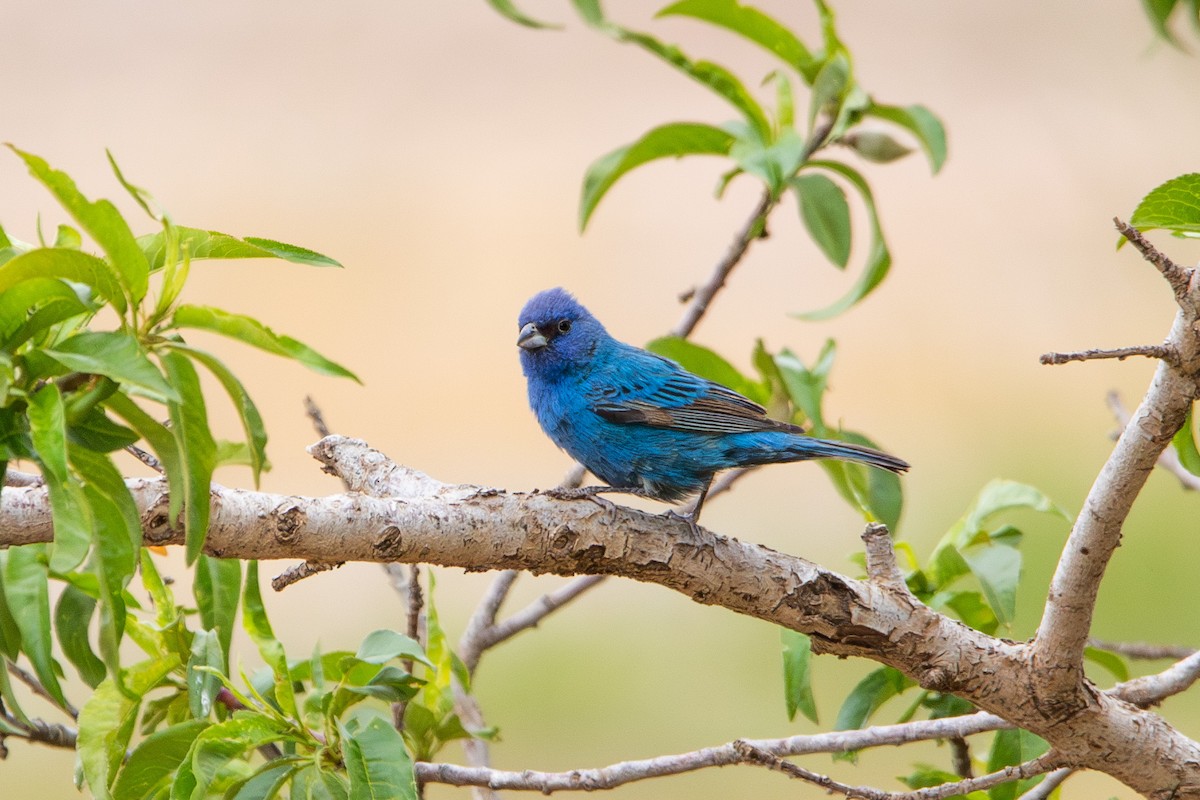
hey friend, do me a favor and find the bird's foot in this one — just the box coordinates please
[662,509,703,540]
[543,485,623,518]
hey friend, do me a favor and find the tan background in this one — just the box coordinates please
[4,1,1200,797]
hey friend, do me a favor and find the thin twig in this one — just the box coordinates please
[1089,638,1196,661]
[949,736,974,779]
[671,189,777,339]
[471,576,607,660]
[0,713,77,750]
[271,560,342,591]
[1016,767,1073,800]
[1039,344,1176,366]
[735,742,1057,800]
[1107,390,1200,491]
[1114,217,1194,303]
[460,571,521,675]
[125,444,164,474]
[304,395,332,438]
[7,663,78,720]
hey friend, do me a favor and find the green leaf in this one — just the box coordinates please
[1084,646,1130,683]
[730,127,805,195]
[866,103,947,173]
[773,340,836,429]
[171,305,359,382]
[1130,173,1200,239]
[161,350,217,564]
[137,227,342,271]
[780,629,817,722]
[0,247,127,314]
[9,146,150,305]
[0,277,92,349]
[176,714,296,800]
[963,479,1069,533]
[986,729,1049,800]
[112,720,209,800]
[847,131,912,164]
[243,563,299,721]
[958,545,1021,626]
[793,161,891,320]
[3,545,67,708]
[104,393,186,526]
[187,629,224,719]
[817,429,903,530]
[1141,0,1184,45]
[646,336,766,404]
[580,122,735,230]
[28,385,91,572]
[791,173,851,268]
[0,555,25,661]
[834,666,914,730]
[1172,406,1200,475]
[341,665,423,704]
[484,0,560,28]
[573,7,772,141]
[78,654,180,800]
[657,0,817,80]
[45,331,178,403]
[355,629,431,667]
[169,345,268,485]
[940,590,1000,635]
[194,555,242,671]
[343,716,419,800]
[55,571,108,688]
[69,407,140,453]
[226,761,299,800]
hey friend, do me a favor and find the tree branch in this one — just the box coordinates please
[7,436,1200,796]
[1033,222,1200,715]
[1107,390,1200,492]
[1039,344,1177,366]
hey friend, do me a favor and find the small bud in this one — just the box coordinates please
[849,131,913,164]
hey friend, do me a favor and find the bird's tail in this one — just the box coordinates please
[727,432,909,474]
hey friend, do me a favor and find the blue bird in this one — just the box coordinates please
[517,288,909,531]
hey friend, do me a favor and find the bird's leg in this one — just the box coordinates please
[665,477,713,539]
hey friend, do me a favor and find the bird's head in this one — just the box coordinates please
[517,288,607,379]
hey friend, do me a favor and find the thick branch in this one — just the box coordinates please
[6,437,1200,796]
[1033,226,1200,712]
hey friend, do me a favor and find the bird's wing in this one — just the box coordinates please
[589,350,799,435]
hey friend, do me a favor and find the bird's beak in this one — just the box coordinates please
[517,322,548,351]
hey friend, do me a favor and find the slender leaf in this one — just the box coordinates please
[657,0,817,80]
[137,227,342,271]
[0,248,126,314]
[28,384,91,571]
[161,350,217,564]
[781,629,817,722]
[104,393,185,525]
[959,545,1021,626]
[343,716,419,800]
[866,103,947,173]
[194,556,241,671]
[580,122,735,230]
[0,553,23,661]
[243,563,299,720]
[9,145,150,305]
[793,160,890,320]
[986,728,1049,800]
[730,128,805,195]
[112,720,209,800]
[187,630,224,719]
[227,761,300,800]
[170,345,268,485]
[176,714,295,800]
[964,480,1068,533]
[45,331,178,403]
[55,574,108,688]
[3,545,67,707]
[78,654,180,800]
[1084,646,1130,683]
[1173,406,1200,475]
[0,277,91,348]
[171,305,359,382]
[834,666,914,730]
[791,173,851,268]
[572,5,772,141]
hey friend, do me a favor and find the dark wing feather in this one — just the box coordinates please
[590,350,801,435]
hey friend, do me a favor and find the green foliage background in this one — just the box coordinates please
[3,2,1200,798]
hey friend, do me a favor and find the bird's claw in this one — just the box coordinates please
[662,509,703,540]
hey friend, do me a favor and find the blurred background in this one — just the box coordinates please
[4,1,1200,797]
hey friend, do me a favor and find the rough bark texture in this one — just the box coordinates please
[3,434,1200,796]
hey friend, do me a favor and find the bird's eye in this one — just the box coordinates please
[557,319,572,334]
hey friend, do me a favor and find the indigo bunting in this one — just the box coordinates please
[517,288,908,529]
